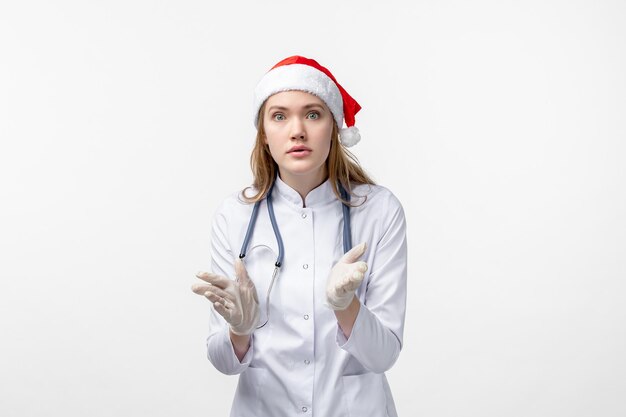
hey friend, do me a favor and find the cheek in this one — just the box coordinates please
[262,131,281,159]
[263,121,283,141]
[262,126,277,146]
[320,123,334,150]
[314,131,332,162]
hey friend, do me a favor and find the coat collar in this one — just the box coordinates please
[273,175,337,208]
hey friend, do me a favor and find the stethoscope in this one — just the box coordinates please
[238,176,352,329]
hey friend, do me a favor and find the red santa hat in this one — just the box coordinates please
[253,55,362,147]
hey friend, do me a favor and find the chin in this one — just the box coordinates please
[281,163,326,179]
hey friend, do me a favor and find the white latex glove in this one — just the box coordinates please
[326,242,368,310]
[192,258,260,336]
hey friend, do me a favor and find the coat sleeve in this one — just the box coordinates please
[205,198,254,375]
[336,191,408,373]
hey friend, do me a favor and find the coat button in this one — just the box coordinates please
[304,359,310,365]
[303,264,308,269]
[301,213,307,218]
[302,407,308,412]
[303,314,309,320]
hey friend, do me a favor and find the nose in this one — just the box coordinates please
[290,118,306,141]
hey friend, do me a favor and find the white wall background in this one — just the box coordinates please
[1,0,625,416]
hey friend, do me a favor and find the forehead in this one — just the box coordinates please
[265,90,326,108]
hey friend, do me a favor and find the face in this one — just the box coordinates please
[262,90,334,185]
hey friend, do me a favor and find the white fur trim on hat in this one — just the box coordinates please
[253,64,344,129]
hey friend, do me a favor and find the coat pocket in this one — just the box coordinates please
[341,372,388,417]
[231,367,267,417]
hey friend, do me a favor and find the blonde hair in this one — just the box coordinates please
[242,102,375,206]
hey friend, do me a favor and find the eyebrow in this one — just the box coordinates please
[267,103,326,112]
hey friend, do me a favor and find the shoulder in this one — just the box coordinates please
[351,183,404,213]
[221,187,258,209]
[212,186,258,223]
[216,189,251,211]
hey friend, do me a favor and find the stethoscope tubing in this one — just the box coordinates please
[238,176,352,329]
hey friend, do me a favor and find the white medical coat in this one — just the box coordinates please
[206,176,407,417]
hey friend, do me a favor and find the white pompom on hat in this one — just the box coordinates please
[253,56,362,147]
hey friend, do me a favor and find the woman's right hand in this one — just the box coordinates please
[192,258,260,336]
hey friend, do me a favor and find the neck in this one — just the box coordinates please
[278,168,327,207]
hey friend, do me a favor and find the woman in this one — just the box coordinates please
[192,56,407,417]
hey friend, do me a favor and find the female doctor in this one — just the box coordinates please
[192,56,408,417]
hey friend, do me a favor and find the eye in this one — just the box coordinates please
[272,113,285,121]
[306,111,320,120]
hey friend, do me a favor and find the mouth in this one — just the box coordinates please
[287,146,312,155]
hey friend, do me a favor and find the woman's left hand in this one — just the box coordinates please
[326,242,368,310]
